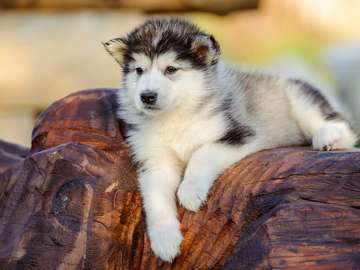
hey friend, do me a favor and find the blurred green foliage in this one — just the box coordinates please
[189,13,333,84]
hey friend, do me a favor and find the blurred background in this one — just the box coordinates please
[1,0,360,146]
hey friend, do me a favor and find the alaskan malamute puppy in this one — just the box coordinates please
[104,18,357,262]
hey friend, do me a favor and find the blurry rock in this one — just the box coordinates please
[0,11,144,109]
[0,11,145,146]
[323,42,360,130]
[0,108,34,147]
[0,0,259,14]
[264,0,360,39]
[180,0,258,14]
[269,55,334,94]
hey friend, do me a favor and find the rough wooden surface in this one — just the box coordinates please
[0,89,360,270]
[0,141,29,174]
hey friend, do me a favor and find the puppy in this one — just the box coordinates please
[103,18,357,262]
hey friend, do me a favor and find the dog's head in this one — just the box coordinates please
[103,19,220,117]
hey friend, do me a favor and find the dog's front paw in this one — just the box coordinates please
[177,179,209,212]
[148,221,183,262]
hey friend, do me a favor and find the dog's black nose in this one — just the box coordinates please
[140,91,158,105]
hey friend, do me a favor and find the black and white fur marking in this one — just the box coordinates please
[103,18,357,262]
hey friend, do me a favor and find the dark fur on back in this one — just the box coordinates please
[119,19,220,73]
[219,113,255,145]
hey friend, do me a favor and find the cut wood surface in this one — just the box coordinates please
[0,89,360,270]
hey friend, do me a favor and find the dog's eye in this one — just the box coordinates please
[165,66,178,75]
[135,67,143,75]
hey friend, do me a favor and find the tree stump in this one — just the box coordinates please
[0,89,360,270]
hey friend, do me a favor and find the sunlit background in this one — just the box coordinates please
[1,0,360,146]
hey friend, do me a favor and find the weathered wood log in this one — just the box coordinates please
[0,89,360,269]
[0,141,29,174]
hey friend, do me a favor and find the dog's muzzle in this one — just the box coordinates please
[140,91,158,105]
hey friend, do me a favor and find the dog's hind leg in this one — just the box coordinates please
[286,79,357,151]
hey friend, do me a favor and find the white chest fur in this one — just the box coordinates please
[128,108,226,165]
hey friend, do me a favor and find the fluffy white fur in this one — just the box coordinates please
[104,21,357,262]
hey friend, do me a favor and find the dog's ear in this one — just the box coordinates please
[102,38,127,66]
[191,34,220,65]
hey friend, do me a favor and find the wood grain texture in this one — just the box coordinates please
[0,89,360,270]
